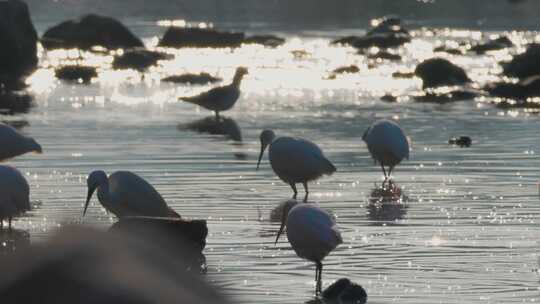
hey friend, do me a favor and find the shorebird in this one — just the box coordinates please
[275,200,342,295]
[256,130,336,201]
[0,123,42,161]
[362,119,409,180]
[83,170,180,218]
[179,67,248,119]
[0,165,31,229]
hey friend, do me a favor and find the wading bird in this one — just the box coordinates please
[275,200,342,295]
[362,119,409,180]
[0,123,42,161]
[83,170,180,218]
[256,130,336,201]
[0,165,31,229]
[179,67,248,119]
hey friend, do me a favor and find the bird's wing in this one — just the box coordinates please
[179,86,229,105]
[297,139,336,175]
[109,172,173,217]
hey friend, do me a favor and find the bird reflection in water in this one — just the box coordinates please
[0,229,30,255]
[366,180,408,224]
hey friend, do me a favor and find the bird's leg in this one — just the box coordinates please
[380,163,388,179]
[303,182,309,202]
[316,261,323,295]
[388,165,394,179]
[290,183,298,199]
[215,111,220,121]
[8,217,12,230]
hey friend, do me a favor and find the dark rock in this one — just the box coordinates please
[327,65,360,79]
[502,44,540,79]
[0,91,33,115]
[159,27,245,48]
[520,75,540,97]
[352,32,411,49]
[484,82,526,99]
[41,14,144,50]
[55,65,97,84]
[367,15,409,37]
[331,35,359,46]
[243,34,285,47]
[496,99,540,109]
[380,94,397,102]
[0,0,38,89]
[470,36,513,54]
[322,278,367,304]
[413,89,479,103]
[112,49,172,71]
[162,73,221,85]
[449,136,472,147]
[367,50,402,61]
[415,58,471,89]
[434,45,464,55]
[392,71,415,79]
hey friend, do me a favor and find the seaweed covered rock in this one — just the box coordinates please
[502,44,540,79]
[112,49,172,71]
[0,0,38,89]
[41,14,144,50]
[415,58,470,89]
[162,72,221,85]
[55,65,97,84]
[159,27,245,48]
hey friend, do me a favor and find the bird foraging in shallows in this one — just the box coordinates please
[83,170,180,219]
[179,67,248,119]
[362,119,409,180]
[0,123,42,161]
[256,130,336,201]
[0,165,31,229]
[275,200,342,295]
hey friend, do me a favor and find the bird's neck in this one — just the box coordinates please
[96,182,111,209]
[232,73,244,88]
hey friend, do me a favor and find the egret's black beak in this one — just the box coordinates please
[83,186,97,217]
[274,205,287,245]
[256,144,267,171]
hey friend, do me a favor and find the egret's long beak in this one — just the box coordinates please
[256,144,267,171]
[274,206,288,245]
[83,186,97,217]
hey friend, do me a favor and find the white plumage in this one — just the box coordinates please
[362,119,409,178]
[275,200,342,295]
[0,165,31,229]
[0,123,42,161]
[83,170,180,218]
[179,67,248,119]
[256,130,336,201]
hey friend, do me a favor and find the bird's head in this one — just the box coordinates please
[256,129,276,170]
[27,137,42,154]
[83,170,107,217]
[235,66,249,77]
[233,67,249,87]
[274,199,299,245]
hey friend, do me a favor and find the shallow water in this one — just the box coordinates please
[4,19,540,303]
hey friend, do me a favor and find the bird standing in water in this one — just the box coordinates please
[180,67,248,119]
[256,130,336,201]
[362,119,409,180]
[0,165,31,229]
[275,200,342,295]
[83,170,180,219]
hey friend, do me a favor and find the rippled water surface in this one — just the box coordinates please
[5,20,540,303]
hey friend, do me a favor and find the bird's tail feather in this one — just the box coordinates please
[321,157,337,175]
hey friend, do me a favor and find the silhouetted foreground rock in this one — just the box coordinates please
[0,91,33,115]
[415,58,470,89]
[41,14,144,50]
[159,27,245,48]
[162,72,222,85]
[502,44,540,79]
[0,0,38,89]
[485,75,540,100]
[0,226,228,303]
[322,278,367,304]
[55,65,97,84]
[112,49,172,71]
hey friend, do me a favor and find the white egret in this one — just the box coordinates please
[275,200,342,295]
[362,119,409,179]
[256,130,336,201]
[0,165,31,229]
[83,170,180,218]
[179,67,248,119]
[0,123,42,161]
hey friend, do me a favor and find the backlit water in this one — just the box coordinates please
[4,19,540,303]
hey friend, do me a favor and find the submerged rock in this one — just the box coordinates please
[112,49,172,71]
[41,14,144,50]
[433,45,464,55]
[449,136,472,147]
[322,278,367,304]
[55,65,97,84]
[0,0,38,89]
[380,94,398,102]
[243,34,285,47]
[392,71,415,79]
[159,27,245,48]
[415,58,470,89]
[501,44,540,79]
[413,89,480,103]
[327,65,360,79]
[162,73,221,85]
[367,50,402,61]
[470,36,513,54]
